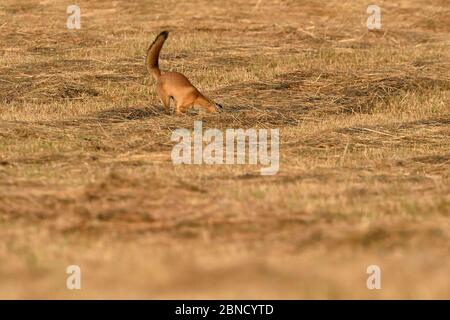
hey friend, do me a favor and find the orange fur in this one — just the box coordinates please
[146,31,222,115]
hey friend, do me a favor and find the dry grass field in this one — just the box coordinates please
[0,0,449,299]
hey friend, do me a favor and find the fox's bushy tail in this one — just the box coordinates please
[146,31,169,80]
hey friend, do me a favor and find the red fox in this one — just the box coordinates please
[146,31,222,115]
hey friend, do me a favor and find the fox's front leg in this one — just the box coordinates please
[175,101,183,115]
[156,84,171,110]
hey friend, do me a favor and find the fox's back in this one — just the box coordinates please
[159,72,197,92]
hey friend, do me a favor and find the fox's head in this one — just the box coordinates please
[205,101,223,113]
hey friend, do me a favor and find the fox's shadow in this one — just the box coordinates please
[95,106,167,122]
[94,104,228,122]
